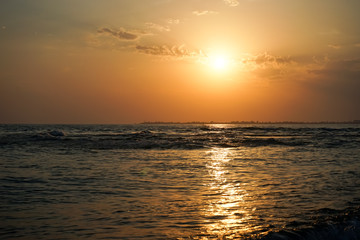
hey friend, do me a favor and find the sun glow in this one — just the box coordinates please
[213,56,228,70]
[205,53,232,73]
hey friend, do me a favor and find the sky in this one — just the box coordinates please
[1,0,360,123]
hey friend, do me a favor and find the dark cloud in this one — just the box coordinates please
[97,27,138,41]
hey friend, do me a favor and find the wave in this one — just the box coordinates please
[0,125,359,150]
[261,221,360,240]
[260,207,360,240]
[0,133,308,150]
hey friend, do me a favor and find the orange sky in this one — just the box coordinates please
[1,0,360,123]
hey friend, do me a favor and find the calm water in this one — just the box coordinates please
[1,124,360,239]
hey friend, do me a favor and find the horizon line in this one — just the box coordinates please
[1,120,360,125]
[140,120,360,124]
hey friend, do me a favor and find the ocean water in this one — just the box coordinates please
[1,124,360,239]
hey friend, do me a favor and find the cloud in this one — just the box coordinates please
[327,42,360,50]
[310,58,360,76]
[237,52,360,112]
[236,53,324,81]
[136,44,203,58]
[145,22,170,32]
[192,10,218,16]
[306,58,360,108]
[328,44,341,49]
[167,18,180,24]
[97,27,139,41]
[223,0,239,7]
[251,54,294,79]
[241,52,294,70]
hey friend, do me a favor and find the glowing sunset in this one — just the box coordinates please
[1,0,360,123]
[1,1,360,240]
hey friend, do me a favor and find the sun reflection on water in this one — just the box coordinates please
[202,148,254,238]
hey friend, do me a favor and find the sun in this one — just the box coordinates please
[209,55,230,71]
[213,57,227,70]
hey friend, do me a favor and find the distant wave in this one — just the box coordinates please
[0,124,359,150]
[0,132,309,150]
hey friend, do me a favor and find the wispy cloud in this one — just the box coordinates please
[327,42,360,50]
[192,10,218,16]
[97,27,139,41]
[241,53,293,69]
[136,44,204,58]
[234,53,326,81]
[310,58,360,75]
[167,18,180,24]
[223,0,239,7]
[246,53,295,80]
[328,44,341,49]
[145,22,170,32]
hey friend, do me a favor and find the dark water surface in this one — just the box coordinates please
[1,124,360,239]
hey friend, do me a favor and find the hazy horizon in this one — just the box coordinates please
[1,0,360,124]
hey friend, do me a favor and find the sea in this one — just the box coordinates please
[1,123,360,240]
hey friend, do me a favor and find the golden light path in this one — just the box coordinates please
[202,147,256,238]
